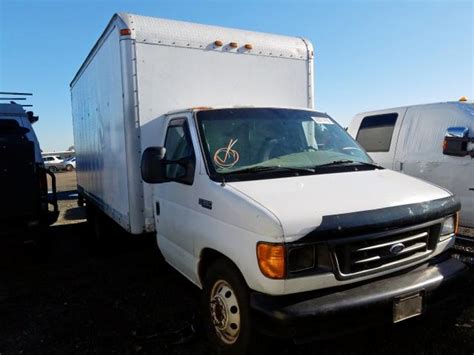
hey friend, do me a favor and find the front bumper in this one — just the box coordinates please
[454,228,474,255]
[250,256,470,341]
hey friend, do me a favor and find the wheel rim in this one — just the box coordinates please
[209,280,240,344]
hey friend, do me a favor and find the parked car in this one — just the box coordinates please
[347,99,474,247]
[64,157,76,171]
[0,94,58,238]
[43,155,66,172]
[70,14,468,353]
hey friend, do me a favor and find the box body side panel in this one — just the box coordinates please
[71,27,132,231]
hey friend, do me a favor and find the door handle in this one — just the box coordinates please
[395,161,404,171]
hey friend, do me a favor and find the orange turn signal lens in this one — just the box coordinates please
[257,242,286,279]
[455,211,460,235]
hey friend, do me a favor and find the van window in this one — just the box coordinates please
[356,113,398,152]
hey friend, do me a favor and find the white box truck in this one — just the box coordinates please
[71,13,468,353]
[347,99,474,247]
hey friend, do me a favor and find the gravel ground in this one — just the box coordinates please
[0,172,473,354]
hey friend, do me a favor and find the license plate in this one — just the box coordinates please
[393,293,423,323]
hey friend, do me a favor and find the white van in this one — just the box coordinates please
[71,14,468,353]
[348,100,474,245]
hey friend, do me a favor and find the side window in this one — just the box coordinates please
[356,113,398,152]
[164,120,195,181]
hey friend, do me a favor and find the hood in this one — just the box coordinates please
[227,169,452,242]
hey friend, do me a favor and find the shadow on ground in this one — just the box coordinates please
[0,222,473,354]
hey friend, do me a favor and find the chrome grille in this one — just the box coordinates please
[333,227,437,278]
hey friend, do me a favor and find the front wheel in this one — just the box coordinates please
[201,259,254,354]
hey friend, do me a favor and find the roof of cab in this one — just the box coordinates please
[0,102,27,116]
[356,100,474,117]
[165,106,321,116]
[71,13,313,87]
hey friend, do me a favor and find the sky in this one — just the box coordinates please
[0,0,472,152]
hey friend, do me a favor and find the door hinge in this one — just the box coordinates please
[155,201,160,215]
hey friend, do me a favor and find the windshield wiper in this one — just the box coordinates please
[222,165,315,175]
[314,160,382,169]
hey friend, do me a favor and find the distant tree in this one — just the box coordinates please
[68,145,75,152]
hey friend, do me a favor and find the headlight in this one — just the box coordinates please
[439,215,458,241]
[441,216,455,235]
[288,246,316,272]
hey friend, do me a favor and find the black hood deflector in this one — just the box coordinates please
[297,196,460,243]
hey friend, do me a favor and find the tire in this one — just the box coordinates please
[84,203,126,252]
[201,258,255,354]
[85,204,109,246]
[66,164,73,171]
[49,166,58,173]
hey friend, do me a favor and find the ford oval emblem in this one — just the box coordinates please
[389,243,405,255]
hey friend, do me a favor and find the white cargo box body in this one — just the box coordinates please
[70,13,314,234]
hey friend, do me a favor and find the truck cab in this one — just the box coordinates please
[141,106,467,351]
[0,94,58,238]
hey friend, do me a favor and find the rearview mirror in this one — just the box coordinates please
[26,111,39,123]
[141,147,167,183]
[446,127,469,138]
[141,147,196,184]
[443,126,473,157]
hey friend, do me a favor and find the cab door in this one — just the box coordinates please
[153,115,199,278]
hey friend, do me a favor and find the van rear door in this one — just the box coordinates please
[348,107,407,169]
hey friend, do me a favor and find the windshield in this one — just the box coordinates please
[196,108,374,180]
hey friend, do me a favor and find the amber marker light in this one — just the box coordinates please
[455,211,460,235]
[244,44,253,50]
[257,242,286,279]
[229,42,238,48]
[214,40,223,47]
[120,29,132,36]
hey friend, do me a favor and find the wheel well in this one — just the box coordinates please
[198,248,244,286]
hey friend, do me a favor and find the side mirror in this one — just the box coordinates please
[443,127,473,157]
[141,147,196,184]
[26,111,39,123]
[141,147,167,183]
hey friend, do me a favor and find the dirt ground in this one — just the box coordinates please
[0,171,473,354]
